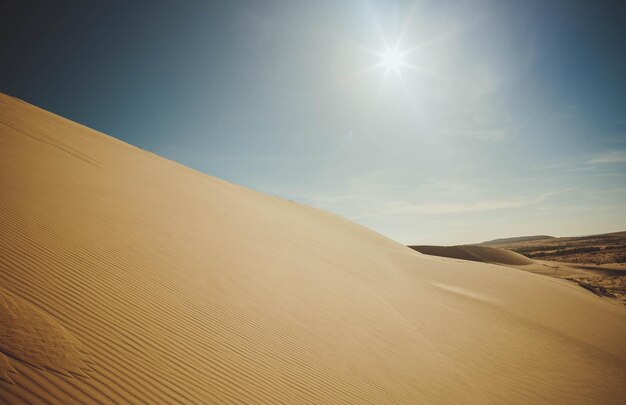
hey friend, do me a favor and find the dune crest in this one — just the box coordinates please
[1,93,625,403]
[410,244,534,265]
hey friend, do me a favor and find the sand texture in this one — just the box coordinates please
[1,93,625,404]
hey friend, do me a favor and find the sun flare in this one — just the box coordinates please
[355,41,416,82]
[379,46,406,75]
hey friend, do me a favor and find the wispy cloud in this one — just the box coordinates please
[376,198,529,215]
[374,189,571,216]
[475,129,507,141]
[202,155,332,163]
[588,150,626,164]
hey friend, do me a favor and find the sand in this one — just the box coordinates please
[409,245,534,266]
[412,245,626,306]
[1,92,625,404]
[513,261,626,305]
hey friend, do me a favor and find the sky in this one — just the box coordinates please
[1,0,626,245]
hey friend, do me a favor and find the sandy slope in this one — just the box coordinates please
[0,93,625,404]
[512,261,626,305]
[410,244,626,306]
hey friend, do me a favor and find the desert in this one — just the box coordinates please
[2,1,626,403]
[1,93,626,403]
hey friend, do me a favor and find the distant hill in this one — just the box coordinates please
[480,235,555,245]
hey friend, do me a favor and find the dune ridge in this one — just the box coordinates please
[409,245,534,266]
[1,93,625,404]
[480,235,556,245]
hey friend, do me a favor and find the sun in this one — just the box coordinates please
[357,42,415,81]
[349,11,424,84]
[379,46,407,75]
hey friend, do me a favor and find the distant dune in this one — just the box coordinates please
[482,232,626,264]
[1,93,626,403]
[410,245,534,266]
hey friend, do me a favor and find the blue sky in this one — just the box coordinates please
[2,0,625,244]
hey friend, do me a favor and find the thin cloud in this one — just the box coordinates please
[375,190,571,216]
[201,155,333,163]
[588,150,626,164]
[378,199,529,215]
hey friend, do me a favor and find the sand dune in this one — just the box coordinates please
[1,93,625,404]
[409,245,534,266]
